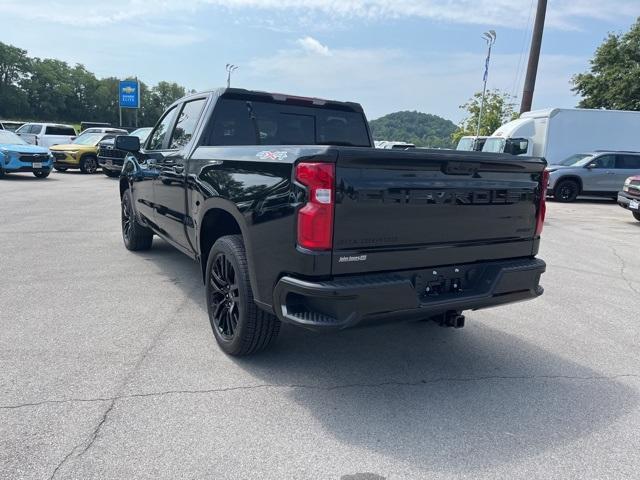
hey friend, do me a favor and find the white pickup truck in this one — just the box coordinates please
[16,123,77,148]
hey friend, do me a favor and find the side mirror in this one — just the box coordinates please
[115,135,140,152]
[586,163,597,169]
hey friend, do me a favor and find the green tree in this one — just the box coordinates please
[369,111,457,148]
[572,17,640,110]
[21,58,76,120]
[452,90,517,144]
[0,41,30,117]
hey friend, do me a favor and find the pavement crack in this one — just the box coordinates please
[44,284,201,479]
[6,373,639,412]
[611,246,640,295]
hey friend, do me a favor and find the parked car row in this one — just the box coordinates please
[0,121,151,178]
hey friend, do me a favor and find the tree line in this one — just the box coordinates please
[0,41,189,126]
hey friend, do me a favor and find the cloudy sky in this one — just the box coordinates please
[1,0,638,122]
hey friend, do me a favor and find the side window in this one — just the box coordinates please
[203,99,256,146]
[29,124,43,134]
[617,155,640,169]
[593,155,615,169]
[147,106,179,150]
[16,124,30,134]
[169,98,206,149]
[46,126,76,136]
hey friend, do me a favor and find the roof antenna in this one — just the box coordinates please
[226,64,239,88]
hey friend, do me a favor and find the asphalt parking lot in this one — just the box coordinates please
[1,171,639,480]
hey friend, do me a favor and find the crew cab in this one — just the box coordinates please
[16,123,77,148]
[116,88,548,356]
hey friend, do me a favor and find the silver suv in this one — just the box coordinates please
[547,151,640,202]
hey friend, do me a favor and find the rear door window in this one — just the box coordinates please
[45,126,75,136]
[617,155,640,169]
[202,97,370,147]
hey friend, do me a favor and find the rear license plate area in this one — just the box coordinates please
[414,264,485,301]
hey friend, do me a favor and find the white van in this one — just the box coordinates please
[482,108,640,164]
[16,123,77,148]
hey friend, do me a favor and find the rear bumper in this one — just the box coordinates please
[273,257,546,329]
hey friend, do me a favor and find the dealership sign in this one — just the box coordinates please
[119,80,140,109]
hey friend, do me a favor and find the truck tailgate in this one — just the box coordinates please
[332,148,546,274]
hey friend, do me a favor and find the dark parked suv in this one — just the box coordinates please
[98,127,152,177]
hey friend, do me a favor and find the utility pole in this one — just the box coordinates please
[520,0,547,113]
[226,64,238,88]
[476,30,496,139]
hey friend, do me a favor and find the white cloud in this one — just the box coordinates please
[243,43,587,121]
[297,36,331,56]
[0,0,637,30]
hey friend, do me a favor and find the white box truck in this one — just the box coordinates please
[482,108,640,164]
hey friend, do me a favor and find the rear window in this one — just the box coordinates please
[45,126,76,136]
[202,98,370,147]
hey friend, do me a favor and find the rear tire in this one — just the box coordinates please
[633,212,640,222]
[553,179,579,203]
[121,189,153,251]
[33,170,50,178]
[80,156,98,174]
[206,235,280,356]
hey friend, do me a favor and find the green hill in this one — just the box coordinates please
[369,111,457,148]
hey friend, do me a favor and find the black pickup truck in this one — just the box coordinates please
[116,88,547,356]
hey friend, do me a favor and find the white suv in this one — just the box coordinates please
[16,123,77,148]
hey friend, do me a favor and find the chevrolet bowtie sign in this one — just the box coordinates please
[119,80,140,109]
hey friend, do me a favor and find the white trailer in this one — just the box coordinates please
[482,108,640,164]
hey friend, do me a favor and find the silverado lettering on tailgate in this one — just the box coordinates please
[352,188,533,205]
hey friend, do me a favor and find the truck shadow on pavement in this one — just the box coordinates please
[143,240,637,475]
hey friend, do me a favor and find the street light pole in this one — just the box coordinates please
[520,0,547,113]
[476,30,496,139]
[226,64,239,88]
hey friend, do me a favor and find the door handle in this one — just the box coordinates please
[605,171,615,175]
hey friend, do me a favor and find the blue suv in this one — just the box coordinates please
[0,130,53,178]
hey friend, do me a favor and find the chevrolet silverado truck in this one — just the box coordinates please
[116,88,548,356]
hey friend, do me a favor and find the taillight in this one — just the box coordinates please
[535,169,549,236]
[295,162,335,250]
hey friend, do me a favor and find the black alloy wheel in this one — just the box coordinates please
[208,252,240,340]
[205,235,280,356]
[121,189,153,250]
